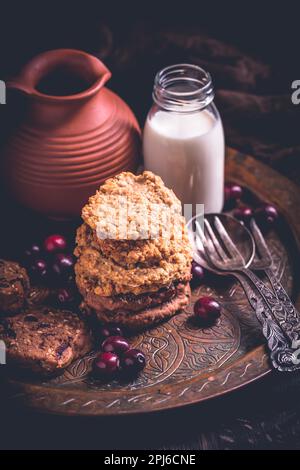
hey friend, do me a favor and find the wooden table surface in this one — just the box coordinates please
[1,370,300,450]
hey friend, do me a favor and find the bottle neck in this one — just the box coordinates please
[153,64,214,113]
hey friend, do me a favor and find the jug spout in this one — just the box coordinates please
[7,78,33,95]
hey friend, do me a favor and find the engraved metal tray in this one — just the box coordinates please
[2,148,300,416]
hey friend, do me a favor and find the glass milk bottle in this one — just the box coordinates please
[143,64,225,213]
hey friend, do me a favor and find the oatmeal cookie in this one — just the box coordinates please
[79,281,186,313]
[75,220,191,269]
[81,283,191,330]
[75,245,191,297]
[81,171,182,240]
[74,170,192,330]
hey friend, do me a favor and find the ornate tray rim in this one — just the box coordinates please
[4,148,300,416]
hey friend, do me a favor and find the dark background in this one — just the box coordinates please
[1,2,299,75]
[1,2,300,183]
[1,1,300,450]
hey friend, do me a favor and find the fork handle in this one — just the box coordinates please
[239,268,300,372]
[265,268,300,341]
[233,272,300,371]
[241,268,296,342]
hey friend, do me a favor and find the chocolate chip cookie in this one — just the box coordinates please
[0,260,30,314]
[0,306,93,375]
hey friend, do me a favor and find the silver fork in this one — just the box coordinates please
[195,217,300,371]
[250,219,300,342]
[192,219,288,370]
[191,238,271,338]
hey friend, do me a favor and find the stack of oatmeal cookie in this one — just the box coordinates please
[74,171,192,329]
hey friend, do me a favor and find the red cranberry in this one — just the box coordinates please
[56,287,74,305]
[92,352,120,378]
[121,349,146,375]
[99,325,123,342]
[44,234,67,253]
[29,259,48,281]
[191,261,205,281]
[225,183,243,203]
[24,243,41,261]
[255,204,279,228]
[193,296,221,324]
[52,253,75,278]
[233,206,253,223]
[102,336,130,355]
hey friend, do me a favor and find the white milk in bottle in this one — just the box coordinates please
[143,64,224,214]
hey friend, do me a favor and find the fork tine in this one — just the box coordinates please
[195,220,218,263]
[250,219,273,263]
[194,221,209,260]
[204,219,228,261]
[188,227,197,253]
[195,235,204,254]
[194,221,205,252]
[214,216,245,263]
[193,242,210,270]
[195,221,212,253]
[195,221,218,268]
[187,224,207,267]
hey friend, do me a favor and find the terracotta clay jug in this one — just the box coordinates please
[3,49,141,218]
